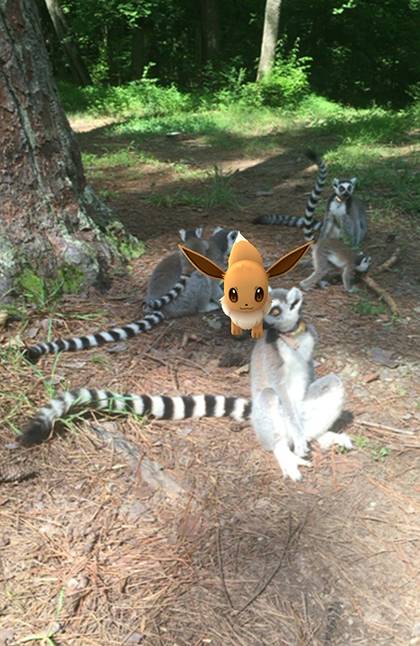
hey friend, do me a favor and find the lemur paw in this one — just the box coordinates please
[294,438,309,458]
[281,455,312,481]
[274,445,312,482]
[317,432,353,451]
[299,280,311,291]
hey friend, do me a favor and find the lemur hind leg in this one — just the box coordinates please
[252,388,311,481]
[301,375,352,449]
[300,268,329,291]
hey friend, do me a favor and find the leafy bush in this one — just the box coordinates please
[210,46,311,110]
[258,48,312,107]
[59,74,192,118]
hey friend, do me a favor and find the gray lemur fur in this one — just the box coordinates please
[300,238,371,292]
[250,286,352,481]
[146,226,237,318]
[321,177,368,246]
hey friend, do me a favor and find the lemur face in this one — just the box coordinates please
[332,177,357,200]
[265,287,303,332]
[355,252,371,273]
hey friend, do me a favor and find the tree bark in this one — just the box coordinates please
[43,0,91,86]
[130,19,152,81]
[200,0,220,65]
[0,0,119,300]
[257,0,282,81]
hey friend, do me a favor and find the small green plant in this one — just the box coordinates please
[105,221,145,261]
[353,435,391,462]
[205,165,238,208]
[15,265,86,310]
[16,268,46,306]
[148,166,238,210]
[354,435,369,449]
[371,446,391,461]
[354,296,387,316]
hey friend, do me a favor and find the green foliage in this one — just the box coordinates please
[48,0,420,108]
[353,435,391,461]
[371,446,391,462]
[258,47,311,107]
[59,76,192,118]
[209,46,311,109]
[15,265,85,309]
[354,296,387,317]
[105,222,145,261]
[147,166,238,210]
[16,269,46,306]
[353,435,369,449]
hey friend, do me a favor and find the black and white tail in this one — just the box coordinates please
[23,311,165,364]
[253,150,327,241]
[143,273,189,312]
[20,388,252,446]
[23,274,191,365]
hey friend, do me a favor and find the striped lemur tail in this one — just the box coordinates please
[20,388,252,446]
[23,273,190,365]
[253,150,327,241]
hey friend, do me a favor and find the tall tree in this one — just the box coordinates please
[200,0,220,65]
[43,0,91,86]
[0,0,119,300]
[257,0,282,81]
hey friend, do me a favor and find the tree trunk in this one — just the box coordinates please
[43,0,91,86]
[200,0,220,65]
[0,0,120,301]
[257,0,282,81]
[130,19,152,80]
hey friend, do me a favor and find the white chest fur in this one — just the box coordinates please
[274,331,314,401]
[329,199,347,219]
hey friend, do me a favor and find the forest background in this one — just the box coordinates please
[46,0,420,114]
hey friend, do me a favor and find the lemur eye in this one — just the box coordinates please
[229,288,238,303]
[255,287,264,302]
[270,306,281,317]
[290,299,300,310]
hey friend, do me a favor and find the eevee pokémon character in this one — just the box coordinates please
[179,232,312,339]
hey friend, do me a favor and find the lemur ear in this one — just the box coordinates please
[178,245,225,280]
[266,241,312,278]
[179,228,187,242]
[350,177,357,186]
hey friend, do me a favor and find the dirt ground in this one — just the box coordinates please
[0,118,419,646]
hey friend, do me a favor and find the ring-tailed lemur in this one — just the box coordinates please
[20,288,352,482]
[24,227,237,364]
[321,177,367,246]
[300,239,371,292]
[250,286,352,479]
[253,150,327,239]
[254,153,367,247]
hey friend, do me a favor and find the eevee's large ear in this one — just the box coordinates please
[178,245,225,280]
[266,241,312,278]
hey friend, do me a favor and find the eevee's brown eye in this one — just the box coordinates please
[255,287,264,302]
[229,288,238,303]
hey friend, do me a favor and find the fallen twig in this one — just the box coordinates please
[216,526,235,609]
[357,419,415,436]
[234,510,310,616]
[375,248,400,273]
[361,274,399,316]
